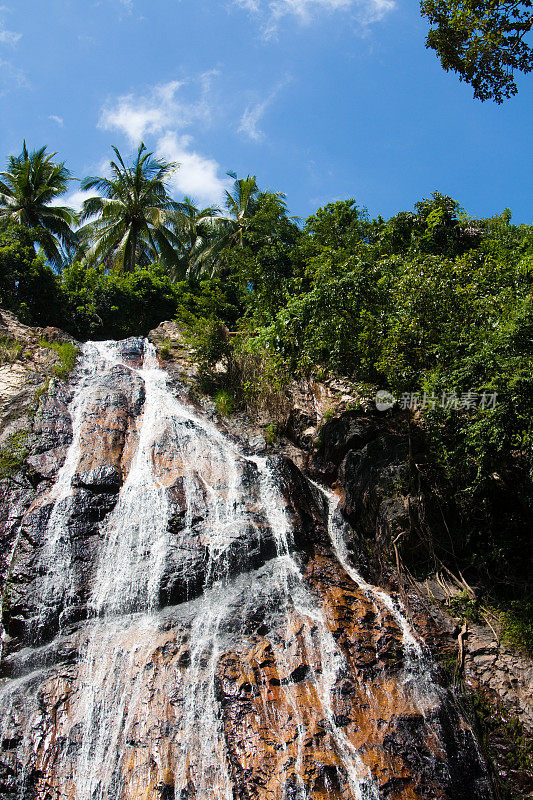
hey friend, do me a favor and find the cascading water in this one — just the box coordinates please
[314,484,429,675]
[0,338,495,800]
[36,341,122,623]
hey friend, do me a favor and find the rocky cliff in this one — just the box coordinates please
[0,312,523,800]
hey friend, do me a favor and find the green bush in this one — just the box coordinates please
[214,390,235,417]
[264,423,278,444]
[61,262,180,340]
[447,591,481,623]
[499,602,533,656]
[181,318,233,391]
[158,338,173,359]
[0,430,29,481]
[39,339,79,378]
[256,257,386,379]
[174,277,243,330]
[0,219,64,326]
[473,689,533,791]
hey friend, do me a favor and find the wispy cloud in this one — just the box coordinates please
[49,114,64,126]
[0,24,20,45]
[238,78,290,142]
[0,8,25,93]
[0,3,21,45]
[0,57,28,94]
[235,0,394,37]
[99,78,215,144]
[99,76,229,206]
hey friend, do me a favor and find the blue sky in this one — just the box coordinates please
[0,0,531,222]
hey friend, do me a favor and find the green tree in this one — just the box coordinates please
[0,219,64,325]
[414,192,482,256]
[78,143,180,273]
[188,174,287,278]
[421,0,533,102]
[172,196,221,279]
[0,142,76,268]
[256,253,387,377]
[221,172,261,248]
[61,261,179,339]
[304,200,371,251]
[233,191,302,322]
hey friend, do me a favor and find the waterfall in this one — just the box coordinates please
[0,338,493,800]
[36,341,121,624]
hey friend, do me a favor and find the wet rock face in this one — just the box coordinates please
[312,412,378,484]
[2,345,148,646]
[338,433,411,544]
[0,559,494,800]
[312,405,533,770]
[307,410,419,565]
[0,333,496,800]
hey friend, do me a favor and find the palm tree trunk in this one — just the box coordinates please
[125,226,138,272]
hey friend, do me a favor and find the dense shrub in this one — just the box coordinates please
[0,220,64,326]
[61,262,180,339]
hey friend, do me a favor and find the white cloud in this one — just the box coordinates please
[0,10,24,93]
[238,79,289,142]
[50,190,94,214]
[49,114,64,126]
[99,77,229,206]
[157,132,230,207]
[239,101,268,142]
[273,0,352,23]
[234,0,261,9]
[99,79,213,144]
[235,0,393,36]
[0,58,27,93]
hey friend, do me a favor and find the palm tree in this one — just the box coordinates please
[222,172,260,248]
[220,173,288,246]
[178,174,289,278]
[0,142,77,267]
[181,173,263,278]
[171,196,221,279]
[78,143,180,273]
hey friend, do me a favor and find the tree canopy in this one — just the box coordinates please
[78,143,181,273]
[421,0,533,101]
[0,142,76,267]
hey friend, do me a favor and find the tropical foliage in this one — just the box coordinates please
[171,197,222,279]
[221,172,261,247]
[0,218,64,324]
[421,0,533,102]
[78,143,181,273]
[0,142,76,267]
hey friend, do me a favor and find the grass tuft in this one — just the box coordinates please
[214,390,235,418]
[0,430,29,481]
[0,335,24,365]
[39,339,79,378]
